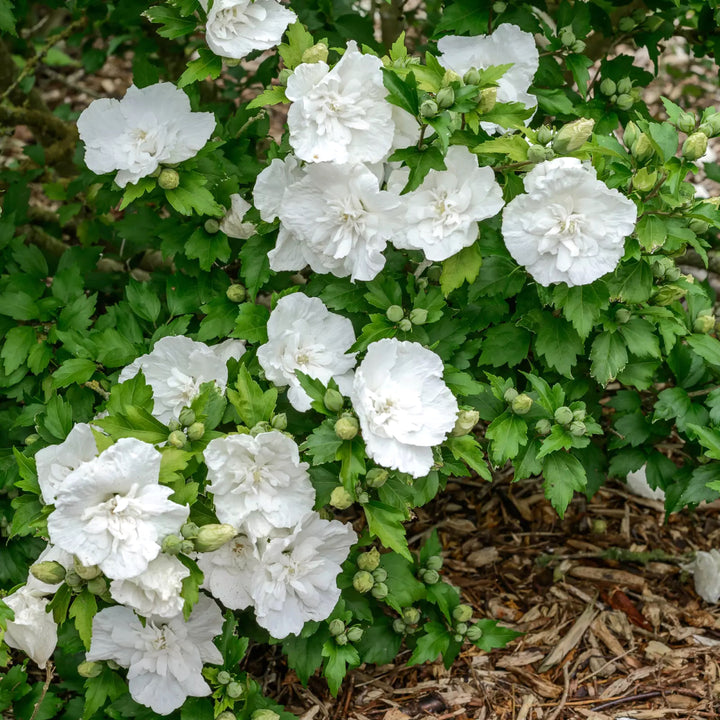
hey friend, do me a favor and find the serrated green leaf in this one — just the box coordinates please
[590,331,628,385]
[277,21,314,69]
[470,619,522,651]
[440,243,482,296]
[2,326,35,374]
[407,621,451,666]
[69,590,97,650]
[552,283,609,340]
[485,412,528,465]
[541,451,586,517]
[231,302,270,343]
[534,314,583,377]
[322,641,359,696]
[178,48,223,87]
[247,85,288,110]
[51,358,96,388]
[364,501,411,560]
[227,365,277,427]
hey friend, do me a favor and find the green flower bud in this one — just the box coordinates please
[366,468,389,488]
[463,67,481,85]
[511,393,533,415]
[403,607,421,625]
[158,168,180,190]
[632,167,658,192]
[477,87,497,113]
[552,118,595,154]
[706,113,720,136]
[77,661,103,678]
[250,421,272,436]
[683,132,708,161]
[503,388,519,403]
[181,522,200,539]
[700,122,714,137]
[441,69,461,86]
[179,407,196,426]
[277,68,292,86]
[65,570,83,588]
[217,714,237,720]
[217,670,232,685]
[527,144,547,164]
[613,308,631,326]
[665,266,681,282]
[409,308,428,325]
[346,626,363,643]
[168,419,181,432]
[168,430,188,448]
[335,416,359,440]
[569,421,586,437]
[616,77,633,94]
[573,408,586,422]
[651,256,673,279]
[591,518,608,534]
[226,284,247,303]
[194,523,236,552]
[353,570,374,593]
[372,567,388,583]
[423,569,440,585]
[492,1,506,12]
[301,42,329,64]
[106,660,121,670]
[616,93,634,111]
[453,633,465,643]
[87,576,108,595]
[393,618,407,633]
[599,78,616,96]
[436,87,455,109]
[30,561,67,585]
[358,547,381,572]
[559,28,575,46]
[371,582,389,599]
[270,413,287,430]
[554,406,574,426]
[330,486,354,510]
[466,624,483,641]
[187,422,205,441]
[420,99,439,118]
[694,314,716,334]
[455,622,468,635]
[571,39,586,53]
[324,388,344,413]
[204,219,220,234]
[544,147,556,160]
[536,125,554,145]
[451,408,480,437]
[677,111,696,134]
[398,318,413,333]
[535,418,552,436]
[386,305,404,323]
[426,555,443,571]
[24,433,40,445]
[623,122,640,152]
[161,534,183,555]
[329,619,346,636]
[618,17,636,31]
[73,561,99,580]
[689,219,710,234]
[453,604,473,623]
[357,491,369,504]
[335,632,348,645]
[226,681,244,699]
[653,285,686,306]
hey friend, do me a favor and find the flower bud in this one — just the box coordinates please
[536,125,554,145]
[453,633,464,642]
[217,670,232,685]
[358,548,381,572]
[552,118,595,154]
[453,604,473,623]
[324,388,344,413]
[616,93,634,111]
[492,0,506,12]
[168,429,188,448]
[77,661,103,678]
[427,265,442,282]
[571,39,586,53]
[503,388,519,403]
[689,219,710,234]
[107,660,121,670]
[24,433,40,445]
[168,419,181,432]
[455,622,468,635]
[194,523,236,552]
[423,569,440,584]
[451,408,480,437]
[544,146,555,160]
[335,416,359,440]
[371,582,389,599]
[217,713,237,720]
[420,99,439,118]
[357,491,369,504]
[616,77,633,94]
[277,68,292,86]
[328,619,345,636]
[441,69,461,86]
[330,486,354,510]
[162,533,184,555]
[554,406,574,426]
[573,408,586,422]
[632,134,654,161]
[187,422,205,441]
[527,144,547,164]
[665,266,681,282]
[694,314,716,334]
[366,468,389,488]
[477,87,497,113]
[535,418,552,436]
[706,113,720,136]
[466,624,483,641]
[599,78,616,96]
[426,555,443,571]
[511,393,533,415]
[569,421,586,437]
[393,618,407,633]
[682,132,708,161]
[30,561,67,585]
[270,413,287,430]
[372,567,388,582]
[181,522,200,539]
[346,626,363,643]
[226,681,244,699]
[204,219,220,235]
[618,16,636,31]
[179,407,196,426]
[335,632,348,645]
[87,576,108,595]
[226,284,247,303]
[403,607,421,625]
[398,318,412,333]
[591,518,608,534]
[631,167,658,192]
[463,67,481,85]
[158,168,180,190]
[409,308,428,325]
[436,87,455,109]
[301,42,329,64]
[624,121,640,150]
[65,570,83,588]
[386,305,404,323]
[677,111,696,134]
[250,421,272,436]
[559,28,575,46]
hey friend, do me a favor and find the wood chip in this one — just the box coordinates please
[538,600,598,673]
[495,651,545,668]
[466,547,499,567]
[508,667,563,699]
[568,566,646,590]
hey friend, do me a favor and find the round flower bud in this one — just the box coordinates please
[158,168,180,190]
[544,146,555,160]
[335,416,359,440]
[452,408,480,437]
[204,219,220,234]
[30,561,66,585]
[217,670,232,685]
[453,604,473,623]
[420,99,439,118]
[569,421,586,437]
[168,419,181,432]
[74,561,102,581]
[77,661,103,678]
[694,314,716,334]
[689,219,710,234]
[226,682,244,699]
[24,433,40,445]
[250,421,272,436]
[386,305,404,323]
[492,0,506,12]
[536,125,554,145]
[372,567,388,583]
[527,144,547,164]
[402,607,421,625]
[398,318,413,333]
[161,533,183,555]
[393,618,407,633]
[436,87,455,109]
[277,68,292,86]
[226,284,247,303]
[168,430,188,448]
[346,626,363,643]
[441,69,462,86]
[453,633,464,643]
[217,713,236,720]
[535,418,552,436]
[632,167,658,193]
[599,78,616,96]
[87,576,108,595]
[371,582,389,599]
[511,393,533,415]
[665,266,681,282]
[466,624,483,641]
[477,87,497,113]
[559,28,575,46]
[573,408,586,422]
[270,413,287,430]
[187,422,205,441]
[329,619,346,636]
[616,77,633,94]
[335,632,348,646]
[618,16,636,31]
[423,569,440,585]
[677,111,696,134]
[651,256,673,279]
[179,407,196,427]
[624,121,640,150]
[591,518,608,534]
[65,570,83,588]
[194,523,236,552]
[463,67,481,85]
[503,388,519,403]
[358,548,381,572]
[554,406,574,426]
[553,118,595,155]
[357,491,369,504]
[181,522,200,539]
[301,42,329,64]
[106,660,121,670]
[615,308,631,325]
[324,388,344,413]
[706,113,720,136]
[571,40,586,53]
[409,308,428,325]
[330,486,354,510]
[683,132,708,161]
[366,468,389,488]
[616,93,634,111]
[455,622,468,635]
[426,555,443,571]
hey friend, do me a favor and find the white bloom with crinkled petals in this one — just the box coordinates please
[3,586,58,668]
[87,595,223,715]
[109,554,190,619]
[625,464,665,501]
[286,41,394,163]
[251,512,356,638]
[501,158,638,286]
[203,0,296,60]
[388,145,505,261]
[47,438,189,579]
[351,339,458,478]
[684,550,720,604]
[220,194,255,239]
[257,293,357,411]
[205,431,315,538]
[77,83,215,187]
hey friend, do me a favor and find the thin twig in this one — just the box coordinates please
[29,662,54,720]
[546,665,570,720]
[591,690,663,711]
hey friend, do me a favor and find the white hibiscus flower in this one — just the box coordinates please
[286,41,395,163]
[257,293,357,411]
[86,595,223,715]
[2,586,58,668]
[684,550,720,604]
[219,194,255,239]
[47,438,189,580]
[351,339,458,478]
[625,464,665,502]
[501,158,638,286]
[77,82,215,187]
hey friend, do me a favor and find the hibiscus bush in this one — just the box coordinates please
[3,0,720,717]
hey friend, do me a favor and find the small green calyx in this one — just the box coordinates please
[631,133,654,162]
[599,78,616,96]
[466,624,483,641]
[426,555,443,571]
[217,670,232,685]
[386,304,404,323]
[271,413,287,430]
[463,67,480,85]
[179,407,196,426]
[503,388,519,403]
[358,547,381,571]
[422,568,440,585]
[328,619,346,636]
[409,308,428,325]
[393,618,407,633]
[615,308,632,325]
[162,534,183,555]
[194,523,236,552]
[569,421,586,437]
[536,125,554,145]
[226,681,244,699]
[204,218,220,234]
[181,522,200,539]
[535,418,552,436]
[30,561,66,585]
[420,99,439,118]
[372,567,388,583]
[353,570,375,593]
[677,111,696,134]
[527,144,547,164]
[371,581,389,599]
[398,318,413,332]
[158,168,180,190]
[226,284,247,303]
[346,626,363,643]
[87,576,108,595]
[436,86,455,109]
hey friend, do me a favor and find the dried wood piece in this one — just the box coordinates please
[537,600,598,673]
[508,667,563,699]
[568,566,646,590]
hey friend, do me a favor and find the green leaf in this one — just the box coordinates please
[166,174,223,217]
[534,314,583,377]
[364,501,411,560]
[474,134,530,162]
[552,283,609,340]
[686,333,720,367]
[185,227,231,271]
[646,122,678,162]
[688,424,720,460]
[0,0,17,35]
[440,243,483,296]
[178,47,223,87]
[380,552,426,613]
[446,435,491,480]
[322,641,359,696]
[356,617,403,665]
[388,145,447,193]
[58,292,96,332]
[565,53,593,96]
[277,21,314,69]
[283,630,328,684]
[522,373,565,414]
[470,619,522,652]
[232,303,270,343]
[1,326,35,374]
[541,452,586,517]
[227,365,277,427]
[590,331,628,385]
[382,68,419,116]
[51,358,96,388]
[485,412,528,465]
[69,590,97,650]
[126,279,162,323]
[239,234,273,297]
[619,318,661,359]
[119,177,155,210]
[83,668,127,719]
[144,5,196,38]
[636,215,667,252]
[607,260,653,304]
[533,87,576,116]
[407,622,451,666]
[178,555,203,619]
[470,255,525,298]
[302,420,343,465]
[247,85,288,110]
